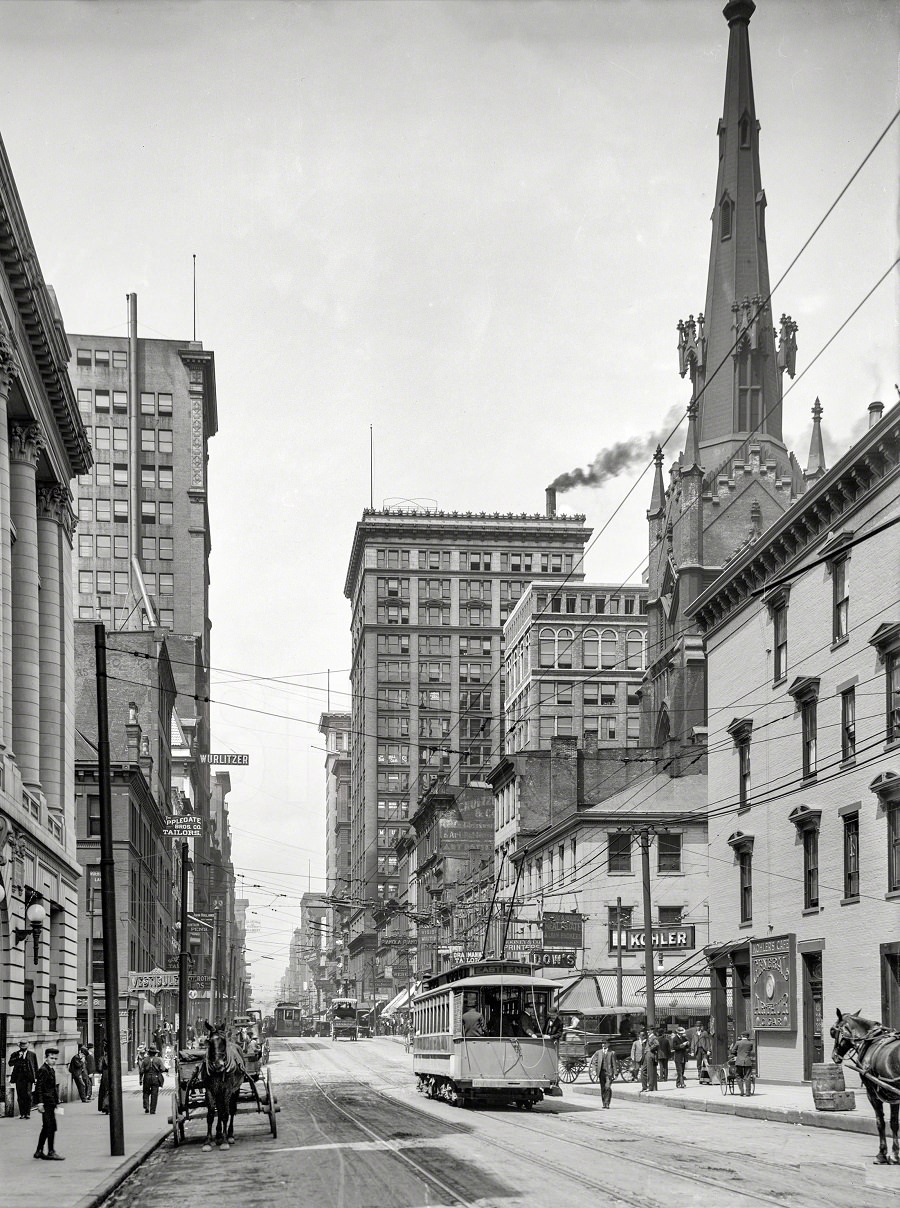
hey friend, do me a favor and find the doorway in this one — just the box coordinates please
[801,951,824,1080]
[881,943,900,1028]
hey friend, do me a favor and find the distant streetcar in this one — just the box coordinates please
[330,997,359,1041]
[412,960,562,1109]
[272,1001,304,1037]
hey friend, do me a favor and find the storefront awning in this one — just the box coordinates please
[381,986,414,1017]
[558,976,605,1014]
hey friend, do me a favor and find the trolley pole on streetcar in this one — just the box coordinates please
[178,842,190,1051]
[95,624,125,1156]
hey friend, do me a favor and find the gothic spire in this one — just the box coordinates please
[649,445,665,516]
[683,402,701,470]
[679,0,796,474]
[804,398,827,483]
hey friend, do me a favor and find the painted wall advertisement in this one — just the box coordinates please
[749,933,797,1031]
[542,912,583,949]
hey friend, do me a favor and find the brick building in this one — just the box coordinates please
[692,401,900,1081]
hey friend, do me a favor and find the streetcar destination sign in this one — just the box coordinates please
[199,754,249,765]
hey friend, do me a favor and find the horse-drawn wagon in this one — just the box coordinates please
[168,1027,278,1150]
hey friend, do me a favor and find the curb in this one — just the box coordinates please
[70,1126,171,1208]
[576,1084,877,1136]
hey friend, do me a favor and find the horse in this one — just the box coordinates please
[200,1023,245,1152]
[830,1008,900,1165]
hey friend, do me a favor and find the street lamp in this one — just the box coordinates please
[14,891,46,963]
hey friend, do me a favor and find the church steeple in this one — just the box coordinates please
[804,398,827,483]
[679,0,797,473]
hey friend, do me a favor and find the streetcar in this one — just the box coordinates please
[330,997,360,1041]
[412,960,562,1109]
[271,1001,304,1037]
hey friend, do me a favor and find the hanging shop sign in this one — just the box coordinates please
[199,754,249,765]
[529,950,576,968]
[542,913,583,949]
[609,926,696,952]
[163,816,204,838]
[750,934,797,1031]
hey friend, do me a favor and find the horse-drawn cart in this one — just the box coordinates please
[168,1041,278,1149]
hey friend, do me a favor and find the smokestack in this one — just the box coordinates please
[868,401,884,429]
[545,486,557,518]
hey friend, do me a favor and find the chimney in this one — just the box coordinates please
[869,401,884,429]
[549,735,578,826]
[545,486,557,518]
[125,702,141,762]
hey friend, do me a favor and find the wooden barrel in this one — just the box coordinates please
[811,1062,846,1092]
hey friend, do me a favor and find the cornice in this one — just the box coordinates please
[690,404,900,634]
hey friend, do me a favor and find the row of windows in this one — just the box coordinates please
[77,388,173,416]
[375,549,576,574]
[539,628,645,671]
[377,740,493,765]
[78,603,175,629]
[379,715,491,740]
[535,592,647,617]
[378,688,492,711]
[377,603,497,626]
[81,463,173,490]
[76,348,128,369]
[76,497,173,525]
[538,683,641,707]
[78,569,174,596]
[376,660,497,685]
[83,426,174,454]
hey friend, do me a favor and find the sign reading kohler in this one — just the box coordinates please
[750,934,797,1031]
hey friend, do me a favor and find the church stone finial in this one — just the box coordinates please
[683,402,702,470]
[649,445,666,517]
[804,398,827,483]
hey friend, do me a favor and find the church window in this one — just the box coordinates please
[739,114,751,149]
[737,351,762,433]
[720,193,734,241]
[756,190,766,241]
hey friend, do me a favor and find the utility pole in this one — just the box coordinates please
[177,843,190,1050]
[616,895,624,1009]
[500,853,525,958]
[95,623,124,1156]
[640,829,656,1029]
[480,851,505,960]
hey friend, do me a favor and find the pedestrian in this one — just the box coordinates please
[33,1047,64,1160]
[8,1038,39,1119]
[643,1028,659,1092]
[68,1047,89,1102]
[630,1030,644,1082]
[592,1038,618,1109]
[81,1044,96,1100]
[695,1023,712,1084]
[729,1031,755,1096]
[139,1045,166,1115]
[671,1025,690,1088]
[97,1042,109,1114]
[656,1028,672,1082]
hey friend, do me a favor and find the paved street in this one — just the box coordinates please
[95,1039,897,1208]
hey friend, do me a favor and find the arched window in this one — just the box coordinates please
[557,629,574,669]
[600,630,617,669]
[626,630,645,670]
[539,628,555,668]
[737,350,762,432]
[583,628,599,670]
[739,113,751,149]
[655,707,670,748]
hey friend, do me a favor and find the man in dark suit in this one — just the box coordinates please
[593,1039,618,1108]
[33,1047,64,1160]
[8,1039,38,1119]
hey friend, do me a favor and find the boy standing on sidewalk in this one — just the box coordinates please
[33,1048,65,1161]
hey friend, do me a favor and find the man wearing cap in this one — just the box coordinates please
[8,1039,38,1119]
[138,1045,166,1114]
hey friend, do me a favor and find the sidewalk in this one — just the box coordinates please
[574,1069,877,1136]
[0,1076,170,1208]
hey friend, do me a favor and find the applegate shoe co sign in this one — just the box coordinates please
[750,934,797,1031]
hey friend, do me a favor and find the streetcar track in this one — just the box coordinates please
[287,1038,855,1208]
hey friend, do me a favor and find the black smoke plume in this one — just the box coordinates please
[549,406,682,493]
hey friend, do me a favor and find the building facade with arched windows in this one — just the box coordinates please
[503,581,647,756]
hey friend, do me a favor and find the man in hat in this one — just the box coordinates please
[8,1039,39,1119]
[671,1025,690,1088]
[138,1045,166,1114]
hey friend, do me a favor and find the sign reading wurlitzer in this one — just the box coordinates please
[750,933,797,1031]
[199,754,249,765]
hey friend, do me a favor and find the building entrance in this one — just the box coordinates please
[801,951,824,1080]
[881,943,900,1028]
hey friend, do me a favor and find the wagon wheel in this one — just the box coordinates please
[557,1058,579,1083]
[718,1066,728,1095]
[587,1055,601,1083]
[170,1090,184,1147]
[265,1068,277,1138]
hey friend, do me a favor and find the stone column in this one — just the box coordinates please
[10,422,45,791]
[0,329,17,751]
[37,483,69,814]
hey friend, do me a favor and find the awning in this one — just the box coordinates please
[558,976,605,1014]
[585,974,711,1018]
[381,986,413,1017]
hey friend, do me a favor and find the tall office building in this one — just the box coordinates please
[343,504,591,993]
[319,711,351,999]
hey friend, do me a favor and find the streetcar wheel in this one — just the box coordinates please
[557,1060,579,1084]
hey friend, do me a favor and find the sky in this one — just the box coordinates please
[1,0,897,1007]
